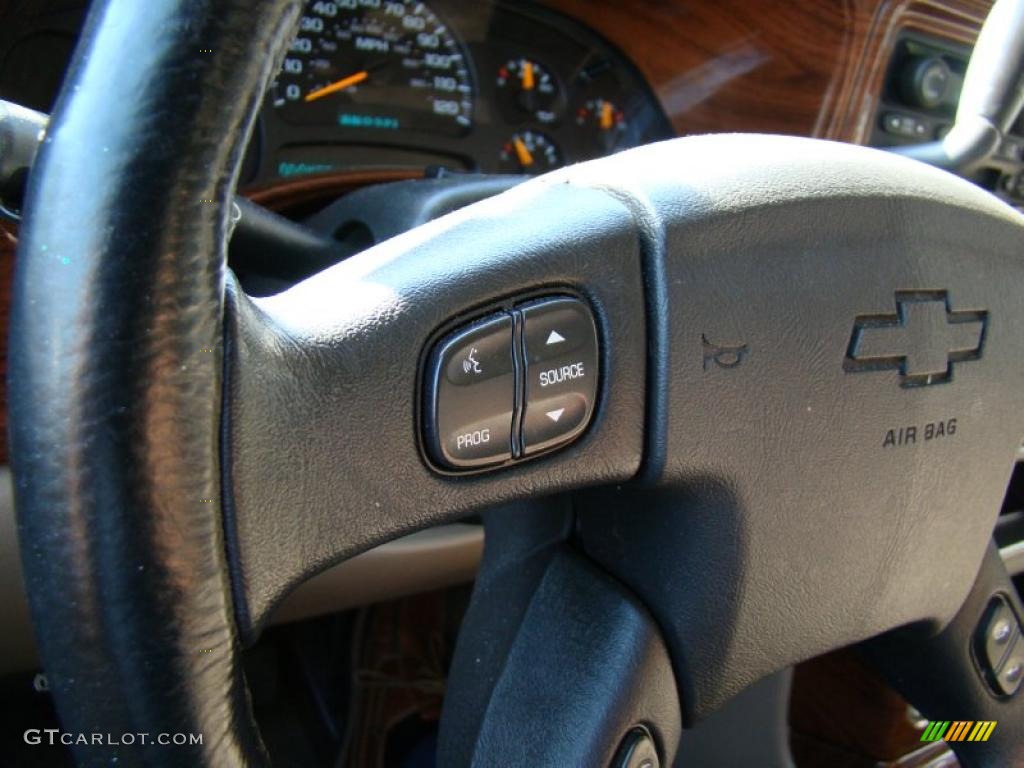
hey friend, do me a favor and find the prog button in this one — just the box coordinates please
[425,315,515,469]
[521,297,599,454]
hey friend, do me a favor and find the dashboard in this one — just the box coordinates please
[246,0,673,185]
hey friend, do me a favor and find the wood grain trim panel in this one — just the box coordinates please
[547,0,853,139]
[242,168,423,216]
[545,0,988,146]
[790,649,956,765]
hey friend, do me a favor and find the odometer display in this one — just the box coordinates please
[272,0,473,136]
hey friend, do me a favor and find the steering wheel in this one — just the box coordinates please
[11,0,1024,765]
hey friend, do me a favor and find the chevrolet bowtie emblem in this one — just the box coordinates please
[844,291,987,387]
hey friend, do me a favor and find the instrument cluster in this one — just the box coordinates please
[243,0,672,185]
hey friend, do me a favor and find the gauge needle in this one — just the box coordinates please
[600,101,614,130]
[304,70,369,103]
[521,60,535,91]
[513,136,534,167]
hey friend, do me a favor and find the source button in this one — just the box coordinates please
[521,298,599,454]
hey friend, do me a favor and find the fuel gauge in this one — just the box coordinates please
[576,98,629,155]
[497,58,559,123]
[499,131,562,174]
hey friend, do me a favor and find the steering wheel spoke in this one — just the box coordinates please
[223,179,648,636]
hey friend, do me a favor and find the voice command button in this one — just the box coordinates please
[425,314,515,469]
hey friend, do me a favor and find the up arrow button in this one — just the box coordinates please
[546,330,566,345]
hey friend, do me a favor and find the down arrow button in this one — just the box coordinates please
[520,297,599,455]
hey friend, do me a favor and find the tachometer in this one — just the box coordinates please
[271,0,473,136]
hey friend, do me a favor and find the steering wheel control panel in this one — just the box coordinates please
[423,296,598,471]
[975,595,1024,697]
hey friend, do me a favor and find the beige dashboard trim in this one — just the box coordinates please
[268,522,483,626]
[0,466,483,675]
[1002,540,1024,577]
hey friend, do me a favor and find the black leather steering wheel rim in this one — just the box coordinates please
[10,0,301,764]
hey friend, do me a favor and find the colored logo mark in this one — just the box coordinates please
[920,720,997,742]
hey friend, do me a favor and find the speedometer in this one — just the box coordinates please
[271,0,473,136]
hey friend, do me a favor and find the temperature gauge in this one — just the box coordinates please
[576,98,629,154]
[499,131,562,174]
[497,59,559,123]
